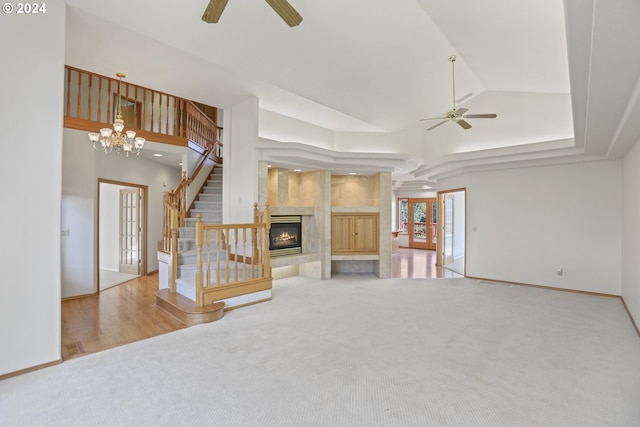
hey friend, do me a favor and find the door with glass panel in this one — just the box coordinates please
[119,188,142,275]
[442,194,455,265]
[408,199,429,249]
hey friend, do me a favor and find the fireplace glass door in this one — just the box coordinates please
[270,216,302,256]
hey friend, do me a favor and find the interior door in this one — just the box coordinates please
[409,199,429,249]
[119,188,141,275]
[442,194,455,265]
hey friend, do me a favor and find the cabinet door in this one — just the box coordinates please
[332,215,354,253]
[353,215,378,253]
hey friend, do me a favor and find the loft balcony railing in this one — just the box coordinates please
[63,65,222,161]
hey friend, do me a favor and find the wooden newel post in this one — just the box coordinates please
[195,214,204,307]
[264,203,271,278]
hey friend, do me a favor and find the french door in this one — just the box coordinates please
[436,189,465,272]
[442,194,455,265]
[119,188,142,275]
[408,198,437,250]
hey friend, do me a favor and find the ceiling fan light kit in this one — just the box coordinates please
[420,54,497,130]
[202,0,302,27]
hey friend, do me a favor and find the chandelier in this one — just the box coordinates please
[87,72,145,157]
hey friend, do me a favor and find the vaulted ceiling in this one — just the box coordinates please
[64,0,640,188]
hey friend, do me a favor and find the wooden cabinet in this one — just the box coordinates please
[331,213,379,254]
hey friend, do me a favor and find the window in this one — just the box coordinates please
[398,198,408,232]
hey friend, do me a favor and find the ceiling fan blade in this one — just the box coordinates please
[463,113,497,119]
[457,120,472,130]
[202,0,229,23]
[427,120,448,131]
[454,108,468,116]
[419,117,447,122]
[265,0,303,27]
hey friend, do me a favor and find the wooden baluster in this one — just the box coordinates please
[159,93,163,135]
[253,224,259,278]
[199,116,202,147]
[162,193,168,251]
[182,99,187,138]
[225,227,231,284]
[206,228,211,288]
[76,71,82,119]
[242,227,248,280]
[177,97,181,137]
[142,89,147,132]
[150,90,155,133]
[97,77,103,123]
[195,214,204,306]
[264,204,271,278]
[134,84,138,129]
[180,189,184,226]
[107,78,112,123]
[165,96,171,135]
[120,82,126,125]
[172,97,178,137]
[215,229,221,286]
[65,68,71,118]
[233,228,239,283]
[186,102,191,141]
[87,74,92,121]
[192,109,197,145]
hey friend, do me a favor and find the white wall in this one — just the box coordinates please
[186,148,215,209]
[224,98,260,223]
[461,161,622,295]
[622,140,640,326]
[61,129,181,298]
[259,110,335,150]
[0,0,65,376]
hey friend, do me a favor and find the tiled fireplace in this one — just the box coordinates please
[269,215,302,256]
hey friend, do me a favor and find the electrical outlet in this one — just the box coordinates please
[556,268,563,276]
[61,229,70,236]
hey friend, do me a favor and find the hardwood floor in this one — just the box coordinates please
[61,248,461,360]
[392,247,463,279]
[61,273,185,360]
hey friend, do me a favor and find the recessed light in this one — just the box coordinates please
[293,169,302,172]
[153,153,163,157]
[349,172,357,175]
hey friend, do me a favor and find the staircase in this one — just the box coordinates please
[185,166,223,229]
[175,166,224,300]
[157,164,271,317]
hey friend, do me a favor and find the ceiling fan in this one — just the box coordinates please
[420,55,497,131]
[202,0,303,27]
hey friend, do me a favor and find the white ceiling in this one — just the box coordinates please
[63,0,640,186]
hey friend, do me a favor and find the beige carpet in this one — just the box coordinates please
[1,276,640,426]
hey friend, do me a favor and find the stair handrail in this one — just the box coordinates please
[185,101,223,163]
[161,171,190,252]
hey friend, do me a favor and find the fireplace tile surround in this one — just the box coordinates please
[268,206,322,279]
[259,163,391,280]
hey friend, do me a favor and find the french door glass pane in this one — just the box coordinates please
[412,202,427,243]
